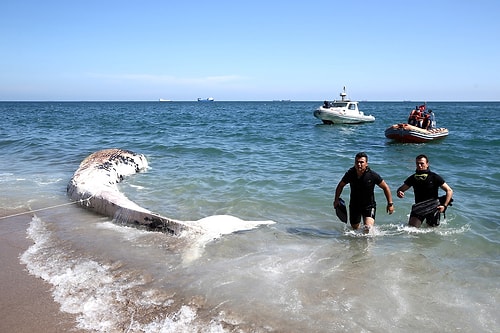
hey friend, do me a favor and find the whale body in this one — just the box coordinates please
[67,148,190,235]
[67,149,275,248]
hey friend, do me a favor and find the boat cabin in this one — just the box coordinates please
[325,101,358,111]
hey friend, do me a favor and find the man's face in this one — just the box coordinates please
[355,157,368,173]
[416,158,429,171]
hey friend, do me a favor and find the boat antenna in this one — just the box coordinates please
[340,86,347,101]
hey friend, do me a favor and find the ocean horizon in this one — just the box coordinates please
[3,99,500,102]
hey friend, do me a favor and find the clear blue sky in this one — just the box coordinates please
[1,0,499,101]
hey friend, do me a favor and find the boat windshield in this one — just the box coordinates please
[331,102,348,108]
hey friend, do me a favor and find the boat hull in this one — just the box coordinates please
[385,123,449,143]
[313,107,375,124]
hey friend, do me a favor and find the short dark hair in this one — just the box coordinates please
[355,152,368,161]
[416,154,428,162]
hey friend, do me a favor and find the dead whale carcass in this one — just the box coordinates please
[67,149,275,241]
[67,148,191,235]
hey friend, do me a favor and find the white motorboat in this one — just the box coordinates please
[313,87,375,124]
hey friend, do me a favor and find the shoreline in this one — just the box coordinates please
[0,213,85,333]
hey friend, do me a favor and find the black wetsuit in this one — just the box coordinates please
[341,167,383,225]
[404,169,445,226]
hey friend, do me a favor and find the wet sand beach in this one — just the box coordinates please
[0,213,84,333]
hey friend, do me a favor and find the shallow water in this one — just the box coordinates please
[1,101,499,332]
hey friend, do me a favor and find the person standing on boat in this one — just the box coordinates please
[396,154,453,228]
[333,152,394,232]
[428,109,436,129]
[408,107,423,127]
[421,112,431,129]
[408,108,418,126]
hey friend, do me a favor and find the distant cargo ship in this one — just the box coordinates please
[197,97,214,102]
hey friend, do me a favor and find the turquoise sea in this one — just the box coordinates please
[1,101,499,332]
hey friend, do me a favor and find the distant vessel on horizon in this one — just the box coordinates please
[159,98,172,102]
[197,97,214,102]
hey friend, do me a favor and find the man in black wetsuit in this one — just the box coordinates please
[396,154,453,228]
[333,152,394,231]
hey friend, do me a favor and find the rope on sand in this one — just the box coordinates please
[0,197,92,220]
